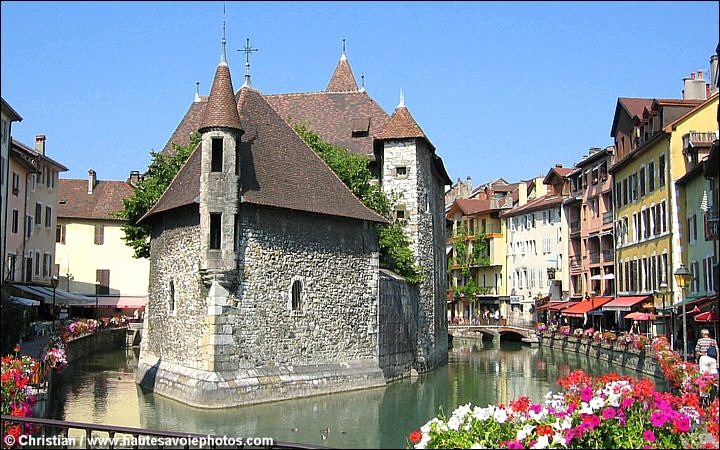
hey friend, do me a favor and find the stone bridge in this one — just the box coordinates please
[449,324,539,345]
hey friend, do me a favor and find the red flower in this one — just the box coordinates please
[409,430,423,443]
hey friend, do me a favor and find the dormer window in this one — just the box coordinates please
[351,117,370,138]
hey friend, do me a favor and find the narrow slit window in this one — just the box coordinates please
[211,138,223,172]
[210,213,222,249]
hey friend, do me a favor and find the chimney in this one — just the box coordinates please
[88,169,97,194]
[518,181,528,206]
[128,170,141,186]
[683,71,708,100]
[34,135,46,155]
[710,54,719,96]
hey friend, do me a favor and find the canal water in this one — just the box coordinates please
[47,337,668,449]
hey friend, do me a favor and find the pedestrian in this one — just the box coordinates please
[630,320,639,335]
[695,329,719,366]
[493,309,500,325]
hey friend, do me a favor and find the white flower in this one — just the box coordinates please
[492,407,508,424]
[516,424,535,441]
[589,396,604,410]
[472,406,492,422]
[530,435,549,449]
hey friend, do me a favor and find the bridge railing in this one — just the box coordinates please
[1,415,329,449]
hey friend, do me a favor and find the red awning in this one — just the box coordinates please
[562,297,613,317]
[601,295,650,312]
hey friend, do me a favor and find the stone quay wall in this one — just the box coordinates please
[538,333,665,379]
[65,328,127,363]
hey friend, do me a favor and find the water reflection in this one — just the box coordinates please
[49,339,666,449]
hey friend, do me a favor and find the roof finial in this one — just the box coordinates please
[341,37,347,61]
[238,37,259,89]
[220,6,228,66]
[194,80,201,102]
[360,72,365,92]
[398,89,405,108]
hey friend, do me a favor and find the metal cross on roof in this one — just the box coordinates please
[239,38,258,64]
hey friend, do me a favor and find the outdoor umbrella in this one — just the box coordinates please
[624,311,658,320]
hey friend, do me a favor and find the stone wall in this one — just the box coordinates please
[137,204,388,407]
[65,328,127,362]
[378,270,417,380]
[538,334,664,379]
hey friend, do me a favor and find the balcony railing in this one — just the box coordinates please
[589,252,600,264]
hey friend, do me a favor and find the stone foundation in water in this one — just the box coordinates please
[135,352,387,408]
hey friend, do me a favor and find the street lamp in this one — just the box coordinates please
[674,264,692,362]
[657,282,669,346]
[50,275,59,332]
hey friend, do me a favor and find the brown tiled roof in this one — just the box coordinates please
[161,97,207,155]
[446,198,493,218]
[325,55,359,92]
[57,179,135,221]
[266,90,389,158]
[142,86,388,224]
[200,63,242,131]
[499,194,565,217]
[376,105,429,143]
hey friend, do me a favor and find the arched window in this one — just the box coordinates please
[291,279,302,311]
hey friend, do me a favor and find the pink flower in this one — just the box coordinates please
[642,430,656,442]
[675,415,691,433]
[621,397,634,409]
[580,387,594,402]
[650,411,666,427]
[602,407,617,419]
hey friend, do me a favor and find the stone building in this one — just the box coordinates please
[135,36,451,407]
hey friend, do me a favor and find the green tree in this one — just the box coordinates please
[294,122,423,283]
[114,133,200,258]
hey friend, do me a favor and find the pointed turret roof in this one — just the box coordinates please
[376,94,429,142]
[199,32,242,132]
[326,52,359,92]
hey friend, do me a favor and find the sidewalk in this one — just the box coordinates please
[17,333,52,361]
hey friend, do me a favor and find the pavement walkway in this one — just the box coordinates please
[16,333,52,361]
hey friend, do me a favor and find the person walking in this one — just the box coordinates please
[695,329,719,367]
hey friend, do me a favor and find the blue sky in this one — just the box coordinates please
[2,1,718,187]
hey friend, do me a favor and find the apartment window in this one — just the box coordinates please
[34,252,40,276]
[39,165,45,185]
[639,167,646,197]
[622,178,628,206]
[395,208,406,222]
[396,166,407,176]
[11,210,18,234]
[6,254,17,282]
[94,224,104,245]
[56,224,66,244]
[45,206,52,227]
[43,253,51,278]
[210,213,222,249]
[615,182,622,208]
[658,154,666,187]
[648,161,655,192]
[211,138,223,172]
[25,215,33,238]
[96,269,110,295]
[47,168,55,189]
[35,203,42,225]
[12,172,19,195]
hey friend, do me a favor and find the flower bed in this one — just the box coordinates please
[408,370,719,449]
